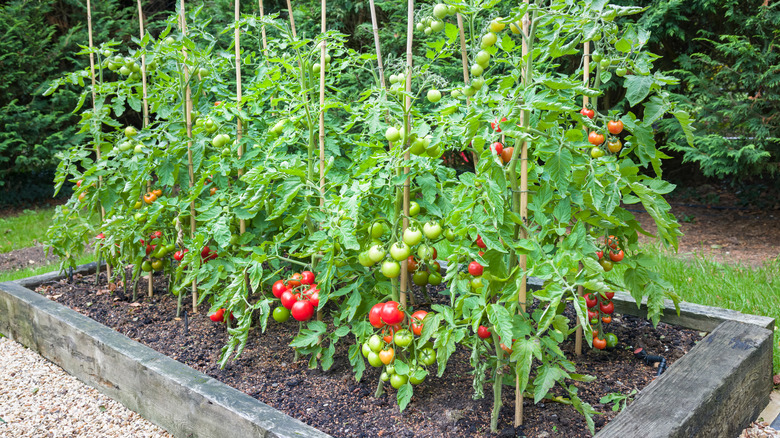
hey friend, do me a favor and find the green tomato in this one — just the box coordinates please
[471,77,485,91]
[444,228,455,242]
[368,334,383,352]
[369,222,385,238]
[141,260,152,272]
[125,126,138,137]
[591,147,605,158]
[451,89,462,98]
[385,126,401,142]
[389,242,411,261]
[616,67,628,77]
[390,373,408,389]
[592,52,603,63]
[367,351,384,368]
[422,222,442,240]
[476,50,490,67]
[312,63,321,74]
[605,332,619,349]
[380,371,391,382]
[418,347,436,366]
[368,245,386,264]
[403,227,423,246]
[381,260,401,278]
[393,329,413,348]
[412,270,429,286]
[428,271,442,286]
[480,32,498,49]
[408,201,420,217]
[470,64,484,77]
[410,137,427,155]
[417,244,433,260]
[432,3,449,19]
[430,20,444,32]
[427,89,442,103]
[273,306,290,322]
[409,369,427,385]
[362,342,372,358]
[359,251,375,267]
[470,276,484,291]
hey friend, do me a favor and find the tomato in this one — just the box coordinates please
[301,270,316,285]
[591,52,603,63]
[394,329,413,348]
[307,290,320,307]
[362,343,372,358]
[501,146,514,164]
[272,306,290,322]
[422,221,442,240]
[481,32,498,49]
[491,117,508,132]
[418,347,436,366]
[146,244,155,256]
[390,373,408,389]
[427,89,442,103]
[173,249,187,262]
[430,261,441,273]
[403,227,423,246]
[209,187,218,196]
[602,315,612,324]
[412,270,429,286]
[580,108,595,119]
[125,126,138,137]
[500,343,513,355]
[592,329,599,339]
[428,271,442,286]
[593,337,607,350]
[141,260,152,272]
[591,147,605,158]
[489,18,505,33]
[381,301,405,325]
[587,309,598,320]
[385,127,401,142]
[288,273,302,288]
[291,300,314,321]
[605,332,618,349]
[367,351,383,367]
[475,235,486,249]
[368,334,383,352]
[477,325,491,339]
[444,228,456,242]
[605,235,619,250]
[381,260,401,278]
[380,371,391,382]
[607,120,624,135]
[410,310,427,336]
[585,293,597,308]
[369,303,385,328]
[280,290,297,310]
[609,250,624,262]
[369,222,385,238]
[492,142,504,156]
[588,131,605,146]
[604,291,615,300]
[389,242,411,261]
[470,276,484,291]
[408,201,421,217]
[596,250,604,260]
[616,67,628,77]
[599,259,614,272]
[152,189,163,197]
[378,347,395,365]
[600,301,615,314]
[150,231,163,240]
[151,259,164,271]
[470,64,484,77]
[417,244,434,260]
[143,192,157,204]
[409,368,427,385]
[358,251,374,267]
[406,256,419,272]
[468,261,483,276]
[272,280,288,298]
[607,138,622,153]
[209,308,226,322]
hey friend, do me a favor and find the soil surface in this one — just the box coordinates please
[37,271,704,438]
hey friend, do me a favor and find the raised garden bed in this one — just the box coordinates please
[0,266,774,438]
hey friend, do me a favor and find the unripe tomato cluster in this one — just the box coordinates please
[271,271,320,322]
[139,230,177,273]
[363,304,434,389]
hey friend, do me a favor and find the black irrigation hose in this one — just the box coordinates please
[634,347,668,376]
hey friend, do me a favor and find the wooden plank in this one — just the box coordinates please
[597,320,774,438]
[0,281,332,438]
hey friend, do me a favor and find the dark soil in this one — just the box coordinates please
[37,271,704,438]
[0,245,60,274]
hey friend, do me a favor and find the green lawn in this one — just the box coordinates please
[0,207,59,252]
[650,250,780,374]
[0,254,95,283]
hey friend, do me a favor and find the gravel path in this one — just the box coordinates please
[0,336,172,438]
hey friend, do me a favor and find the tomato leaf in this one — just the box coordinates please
[397,383,414,412]
[533,363,568,404]
[624,75,654,107]
[510,337,541,394]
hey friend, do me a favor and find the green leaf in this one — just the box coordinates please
[397,383,414,411]
[533,363,567,404]
[510,337,541,394]
[624,75,654,107]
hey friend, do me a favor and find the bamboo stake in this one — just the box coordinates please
[180,0,198,312]
[316,0,327,325]
[235,0,246,236]
[455,13,478,165]
[399,0,414,309]
[368,0,386,89]
[86,0,108,283]
[258,0,268,54]
[285,0,297,38]
[514,1,530,428]
[575,41,590,357]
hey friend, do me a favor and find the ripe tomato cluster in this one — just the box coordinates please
[271,271,319,322]
[585,290,618,350]
[597,234,625,272]
[587,116,625,159]
[362,304,434,389]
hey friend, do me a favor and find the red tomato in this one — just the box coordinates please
[604,291,615,300]
[280,290,298,310]
[596,250,603,260]
[209,308,225,322]
[291,300,314,321]
[593,337,607,350]
[492,142,503,155]
[272,280,288,298]
[468,261,483,276]
[602,315,612,324]
[580,108,595,119]
[369,303,385,328]
[588,131,605,146]
[301,271,316,285]
[607,120,624,135]
[96,233,105,240]
[585,293,597,308]
[609,250,624,262]
[587,309,598,320]
[600,301,615,315]
[477,325,491,339]
[475,235,486,249]
[288,273,302,288]
[605,235,619,250]
[407,256,419,272]
[410,310,427,336]
[381,301,405,325]
[491,117,508,132]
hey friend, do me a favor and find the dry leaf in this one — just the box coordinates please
[129,302,142,307]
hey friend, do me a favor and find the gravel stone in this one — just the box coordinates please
[0,336,172,438]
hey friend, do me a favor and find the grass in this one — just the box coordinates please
[650,250,780,374]
[0,254,95,283]
[0,207,59,252]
